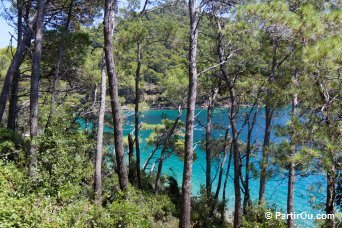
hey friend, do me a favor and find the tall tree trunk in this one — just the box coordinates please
[215,129,229,199]
[180,0,199,226]
[128,133,135,181]
[8,0,33,131]
[135,41,142,188]
[28,0,46,177]
[324,120,336,226]
[154,149,166,194]
[221,143,233,221]
[16,0,23,45]
[326,165,336,227]
[0,11,37,123]
[45,0,73,129]
[243,109,257,214]
[314,79,337,227]
[287,162,295,228]
[287,72,298,228]
[155,110,181,194]
[258,105,273,204]
[259,40,277,205]
[94,57,107,205]
[319,91,337,228]
[205,98,213,197]
[143,146,159,171]
[205,88,218,196]
[217,18,241,227]
[242,127,251,213]
[7,0,24,131]
[7,74,19,131]
[231,106,242,228]
[103,0,128,192]
[324,114,336,228]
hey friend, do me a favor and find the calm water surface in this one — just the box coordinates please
[77,108,326,227]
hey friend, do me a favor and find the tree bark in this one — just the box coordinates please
[287,161,295,228]
[135,41,142,188]
[287,72,298,228]
[94,56,107,205]
[7,0,24,131]
[258,105,273,204]
[29,0,46,177]
[128,133,135,181]
[259,41,277,205]
[326,165,336,227]
[221,143,233,221]
[143,146,159,171]
[215,129,229,199]
[103,0,128,192]
[231,105,242,228]
[325,125,336,227]
[9,1,33,130]
[180,0,199,226]
[243,109,258,214]
[205,99,213,197]
[155,110,181,194]
[128,134,134,163]
[205,88,218,196]
[0,11,37,123]
[45,0,74,129]
[216,18,241,227]
[7,73,19,131]
[322,119,336,227]
[316,83,337,228]
[17,0,23,47]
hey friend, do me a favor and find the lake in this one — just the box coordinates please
[77,108,326,227]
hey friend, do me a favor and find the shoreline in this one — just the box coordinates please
[122,103,266,111]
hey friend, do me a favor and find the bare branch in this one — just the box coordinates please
[197,53,234,77]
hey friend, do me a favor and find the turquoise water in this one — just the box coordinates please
[77,108,326,227]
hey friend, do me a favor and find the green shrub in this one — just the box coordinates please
[0,159,178,227]
[242,204,286,228]
[191,186,226,227]
[0,112,178,227]
[34,128,94,201]
[0,128,28,165]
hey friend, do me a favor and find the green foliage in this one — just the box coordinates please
[0,127,178,227]
[92,186,176,227]
[191,187,227,227]
[115,6,189,106]
[242,204,286,228]
[0,164,175,227]
[0,128,28,164]
[34,128,94,200]
[145,117,186,159]
[43,31,91,67]
[0,48,13,80]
